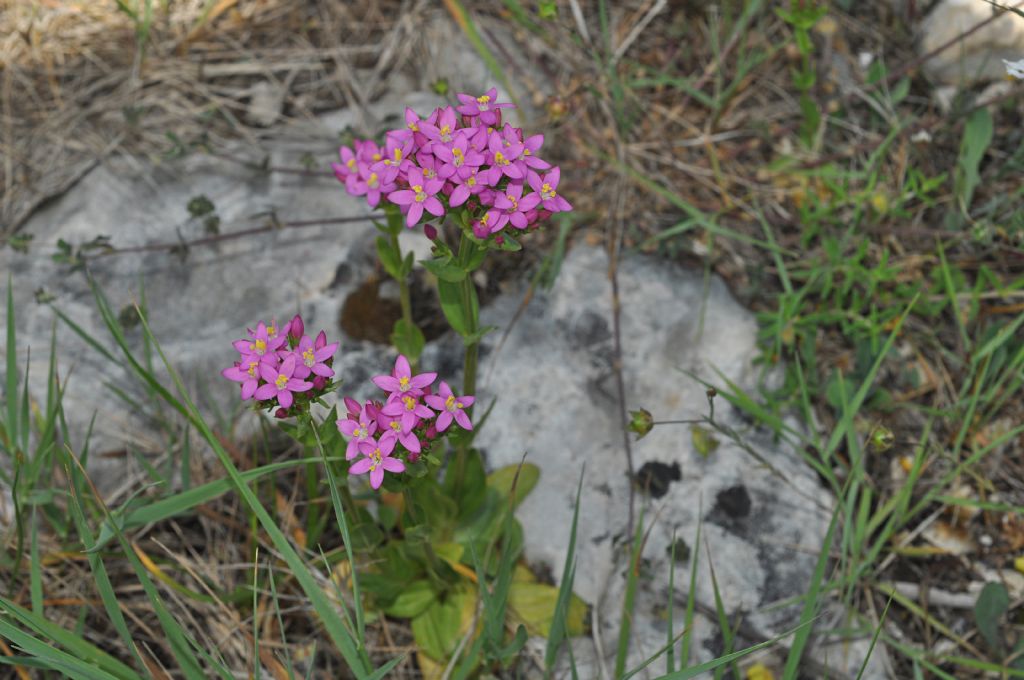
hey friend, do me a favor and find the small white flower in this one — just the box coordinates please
[1004,58,1024,80]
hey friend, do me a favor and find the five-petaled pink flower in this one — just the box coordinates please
[292,333,339,380]
[350,436,405,489]
[381,393,435,433]
[494,182,541,230]
[337,405,378,460]
[222,354,270,400]
[456,88,514,126]
[372,355,437,398]
[528,167,572,213]
[233,321,286,358]
[254,355,312,409]
[387,167,445,227]
[425,381,474,432]
[377,411,422,453]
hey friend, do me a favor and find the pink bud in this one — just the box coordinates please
[274,408,288,419]
[315,330,327,349]
[407,450,421,463]
[494,235,505,245]
[424,223,438,240]
[312,376,326,390]
[344,397,361,420]
[425,424,438,440]
[288,314,304,340]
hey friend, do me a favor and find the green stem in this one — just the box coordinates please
[453,233,480,497]
[389,232,417,370]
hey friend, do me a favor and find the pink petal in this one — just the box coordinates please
[454,410,473,430]
[350,457,372,474]
[254,384,276,401]
[277,390,293,409]
[381,457,405,473]
[436,411,453,432]
[370,466,385,489]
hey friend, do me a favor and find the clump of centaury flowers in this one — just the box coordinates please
[223,316,472,490]
[332,87,571,245]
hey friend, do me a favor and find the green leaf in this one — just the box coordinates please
[955,108,993,212]
[508,582,587,637]
[462,325,496,347]
[391,318,425,362]
[411,586,475,662]
[385,580,437,619]
[376,237,403,280]
[974,581,1009,653]
[422,257,467,282]
[437,279,471,336]
[486,463,540,508]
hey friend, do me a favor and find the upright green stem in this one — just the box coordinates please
[389,232,417,370]
[453,233,481,497]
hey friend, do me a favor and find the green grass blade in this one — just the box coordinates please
[545,467,584,675]
[680,519,701,667]
[5,276,18,452]
[615,508,646,679]
[0,617,127,680]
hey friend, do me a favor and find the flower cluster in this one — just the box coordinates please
[332,87,572,242]
[337,355,473,489]
[222,315,339,416]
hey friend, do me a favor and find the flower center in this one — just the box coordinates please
[423,167,436,179]
[390,420,401,432]
[408,120,419,132]
[445,394,456,411]
[476,94,491,110]
[542,182,555,199]
[412,184,427,202]
[506,194,518,211]
[247,361,259,377]
[390,147,403,164]
[369,448,382,471]
[399,376,410,391]
[302,348,316,367]
[466,175,477,187]
[440,124,452,141]
[367,172,379,188]
[347,158,357,171]
[402,396,417,412]
[372,153,382,162]
[275,374,288,390]
[354,426,366,439]
[253,339,267,355]
[452,147,464,166]
[494,151,509,166]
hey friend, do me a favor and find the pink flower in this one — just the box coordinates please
[456,88,514,126]
[449,166,486,207]
[376,411,422,453]
[374,131,414,183]
[350,436,405,489]
[331,146,359,183]
[425,381,474,432]
[232,321,286,358]
[337,404,378,460]
[292,334,339,379]
[254,355,312,409]
[494,182,541,229]
[485,130,524,184]
[472,209,508,237]
[421,106,459,145]
[434,132,484,180]
[387,167,445,227]
[349,163,394,208]
[372,355,436,398]
[528,167,572,212]
[222,354,269,400]
[381,393,434,433]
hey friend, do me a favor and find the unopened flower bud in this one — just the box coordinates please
[288,314,304,341]
[274,408,288,419]
[628,408,654,439]
[424,223,438,240]
[312,376,327,391]
[868,424,895,453]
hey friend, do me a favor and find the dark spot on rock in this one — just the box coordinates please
[634,460,681,499]
[595,483,613,497]
[330,261,352,288]
[339,272,448,344]
[666,537,691,562]
[714,484,751,519]
[571,310,611,347]
[592,532,609,545]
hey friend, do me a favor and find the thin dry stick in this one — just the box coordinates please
[84,213,383,261]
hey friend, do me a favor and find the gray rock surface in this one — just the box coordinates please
[920,0,1024,85]
[2,96,868,675]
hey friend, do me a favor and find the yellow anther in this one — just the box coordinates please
[254,339,267,354]
[275,374,288,389]
[303,348,316,367]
